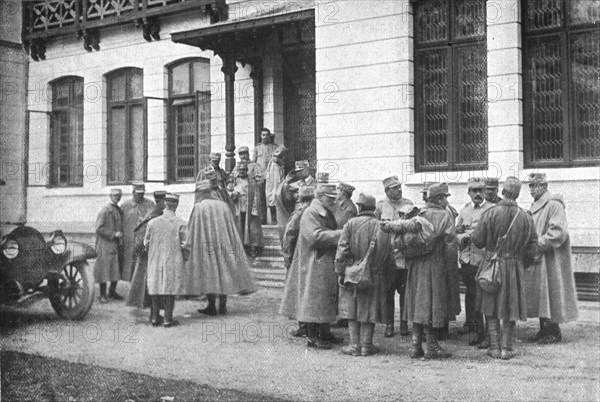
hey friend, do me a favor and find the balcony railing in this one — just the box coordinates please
[23,0,227,39]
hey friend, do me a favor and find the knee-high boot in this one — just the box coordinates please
[501,320,516,360]
[360,323,377,356]
[410,323,424,359]
[424,326,452,359]
[163,296,177,327]
[487,317,501,358]
[150,296,162,326]
[341,320,361,356]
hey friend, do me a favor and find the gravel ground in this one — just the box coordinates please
[1,285,599,401]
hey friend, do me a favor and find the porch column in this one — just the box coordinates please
[222,54,238,173]
[250,58,264,144]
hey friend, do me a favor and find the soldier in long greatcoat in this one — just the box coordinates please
[144,193,189,327]
[120,182,155,284]
[126,191,166,313]
[336,193,395,357]
[187,181,256,316]
[94,188,123,303]
[472,177,538,359]
[397,183,457,359]
[525,173,579,344]
[265,146,287,225]
[288,183,342,349]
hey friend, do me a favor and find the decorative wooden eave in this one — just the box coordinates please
[22,0,227,60]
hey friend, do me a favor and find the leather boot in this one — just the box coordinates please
[399,320,410,336]
[163,296,178,327]
[291,322,308,337]
[99,283,108,304]
[198,294,217,316]
[219,294,227,315]
[150,296,162,326]
[108,281,123,300]
[410,323,424,359]
[320,323,342,344]
[527,318,547,342]
[539,322,562,344]
[487,317,501,358]
[501,321,516,360]
[424,326,452,359]
[360,323,378,356]
[341,320,361,356]
[307,323,331,349]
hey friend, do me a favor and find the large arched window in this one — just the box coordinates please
[414,0,488,171]
[106,67,145,184]
[167,58,211,182]
[523,0,600,167]
[50,76,84,186]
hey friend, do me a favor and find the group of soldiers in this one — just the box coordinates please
[278,172,579,360]
[93,141,579,356]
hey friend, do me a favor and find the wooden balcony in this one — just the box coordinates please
[22,0,226,60]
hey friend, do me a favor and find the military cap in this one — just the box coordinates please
[317,172,329,183]
[467,177,486,190]
[356,193,376,208]
[202,165,217,179]
[484,177,500,188]
[153,190,167,200]
[298,186,315,198]
[238,146,250,154]
[337,182,355,194]
[428,182,451,198]
[382,175,401,189]
[503,176,522,193]
[294,160,310,171]
[210,152,221,161]
[526,173,547,184]
[165,193,180,202]
[421,181,436,194]
[132,181,146,193]
[110,188,123,195]
[316,183,337,198]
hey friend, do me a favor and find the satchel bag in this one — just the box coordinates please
[476,209,520,293]
[343,226,378,291]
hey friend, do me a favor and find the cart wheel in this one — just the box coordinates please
[49,261,95,320]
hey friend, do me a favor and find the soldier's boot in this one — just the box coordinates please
[219,294,228,315]
[539,321,562,344]
[291,322,308,337]
[486,317,501,359]
[501,320,516,360]
[424,326,452,359]
[410,323,424,359]
[198,294,217,316]
[527,318,548,342]
[360,323,378,356]
[320,323,342,344]
[399,321,410,336]
[150,296,163,327]
[163,296,178,328]
[341,320,361,356]
[99,283,108,304]
[108,281,123,300]
[477,320,491,349]
[307,323,331,349]
[384,288,395,338]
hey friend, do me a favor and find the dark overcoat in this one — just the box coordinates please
[120,197,155,281]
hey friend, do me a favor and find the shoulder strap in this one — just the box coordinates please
[495,208,520,252]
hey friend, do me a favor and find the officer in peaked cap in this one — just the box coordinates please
[335,181,357,228]
[484,177,502,204]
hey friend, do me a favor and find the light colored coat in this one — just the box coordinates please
[185,197,256,295]
[144,209,189,295]
[265,158,284,207]
[526,192,579,323]
[120,197,155,281]
[93,203,122,283]
[280,198,341,323]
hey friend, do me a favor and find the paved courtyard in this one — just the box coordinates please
[1,285,599,401]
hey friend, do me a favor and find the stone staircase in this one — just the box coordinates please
[248,225,287,289]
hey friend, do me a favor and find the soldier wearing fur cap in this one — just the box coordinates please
[335,193,395,356]
[375,175,414,338]
[525,173,578,344]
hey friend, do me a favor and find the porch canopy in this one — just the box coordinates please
[171,0,315,172]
